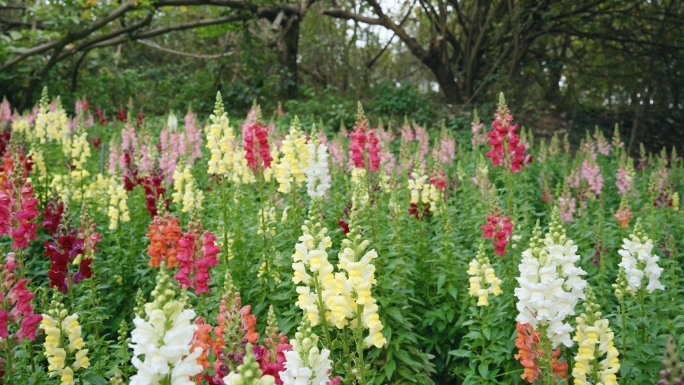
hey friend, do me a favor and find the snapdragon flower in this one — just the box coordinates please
[572,286,620,385]
[275,117,309,194]
[69,131,91,170]
[129,263,204,385]
[279,318,334,385]
[106,177,130,230]
[206,92,236,177]
[617,220,665,295]
[223,344,276,385]
[304,131,331,199]
[40,294,90,385]
[514,207,587,348]
[172,162,204,214]
[467,243,503,306]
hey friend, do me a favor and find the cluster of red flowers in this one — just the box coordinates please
[174,225,220,294]
[116,107,127,122]
[146,213,182,268]
[481,210,514,255]
[514,322,568,383]
[0,253,42,344]
[485,95,531,173]
[44,233,87,292]
[94,108,108,125]
[244,118,272,174]
[142,172,168,218]
[430,169,447,190]
[349,107,381,171]
[42,199,64,236]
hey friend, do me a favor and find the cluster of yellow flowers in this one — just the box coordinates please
[292,202,386,348]
[274,117,309,193]
[467,243,503,306]
[408,171,440,212]
[172,162,204,214]
[257,203,277,236]
[107,177,130,230]
[292,202,335,326]
[51,170,91,203]
[206,92,236,177]
[40,305,89,385]
[11,116,30,136]
[572,287,620,385]
[28,140,47,181]
[350,168,369,207]
[69,131,91,170]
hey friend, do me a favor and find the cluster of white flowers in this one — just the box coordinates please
[514,207,587,348]
[275,117,309,194]
[304,132,331,199]
[206,92,236,177]
[172,162,204,214]
[279,318,333,385]
[129,265,204,385]
[617,221,665,295]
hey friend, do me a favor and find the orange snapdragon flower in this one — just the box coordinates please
[240,305,259,344]
[146,213,182,268]
[514,322,568,383]
[191,316,214,384]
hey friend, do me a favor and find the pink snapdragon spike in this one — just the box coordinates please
[594,129,611,156]
[0,98,11,123]
[558,192,576,223]
[414,125,430,170]
[375,126,396,174]
[175,231,197,289]
[241,105,257,139]
[471,109,487,150]
[433,132,456,166]
[481,210,513,255]
[243,107,273,174]
[616,163,633,195]
[159,128,182,180]
[196,231,220,294]
[328,138,348,170]
[0,254,41,342]
[430,169,447,190]
[184,109,203,165]
[107,143,119,176]
[485,93,531,173]
[581,157,603,196]
[0,180,40,249]
[367,130,381,171]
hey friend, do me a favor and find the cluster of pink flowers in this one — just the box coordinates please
[244,115,273,174]
[374,127,396,174]
[594,130,611,156]
[159,127,182,179]
[174,224,220,294]
[485,95,531,173]
[616,163,634,195]
[481,210,514,255]
[0,98,10,124]
[0,180,40,249]
[328,138,348,170]
[184,109,203,164]
[471,112,487,150]
[414,125,430,170]
[0,254,42,343]
[558,191,577,223]
[349,107,381,171]
[581,157,603,196]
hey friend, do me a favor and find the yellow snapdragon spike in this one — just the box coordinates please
[466,243,503,306]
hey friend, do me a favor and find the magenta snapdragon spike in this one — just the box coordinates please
[0,180,40,249]
[349,108,368,169]
[485,93,531,173]
[174,224,220,294]
[367,130,381,171]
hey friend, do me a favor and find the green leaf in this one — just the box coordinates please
[447,285,458,300]
[448,349,472,358]
[478,363,489,378]
[83,373,107,385]
[384,357,396,380]
[387,307,404,323]
[436,274,446,292]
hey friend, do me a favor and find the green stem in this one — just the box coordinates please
[4,339,13,385]
[89,277,100,339]
[221,179,230,267]
[620,299,628,355]
[480,306,486,361]
[639,289,646,343]
[16,248,25,280]
[356,304,366,385]
[313,273,333,350]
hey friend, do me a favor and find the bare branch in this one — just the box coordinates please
[320,8,382,25]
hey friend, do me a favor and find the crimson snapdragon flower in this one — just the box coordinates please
[485,94,531,173]
[481,210,514,255]
[0,179,40,249]
[244,108,273,174]
[349,104,381,171]
[0,253,42,342]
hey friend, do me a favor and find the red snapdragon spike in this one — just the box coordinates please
[42,200,64,236]
[244,122,272,173]
[430,171,447,190]
[481,213,513,255]
[44,235,85,293]
[195,231,220,294]
[142,173,167,218]
[337,218,350,234]
[349,124,367,169]
[117,108,126,122]
[137,112,145,128]
[92,137,102,149]
[408,203,430,221]
[0,190,12,236]
[72,258,93,284]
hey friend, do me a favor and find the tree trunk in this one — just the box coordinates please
[278,16,300,100]
[422,45,460,104]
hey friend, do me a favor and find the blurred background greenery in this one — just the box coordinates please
[1,0,683,152]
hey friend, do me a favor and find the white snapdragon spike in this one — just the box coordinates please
[129,264,203,385]
[514,207,587,348]
[275,117,309,194]
[617,220,665,295]
[206,92,236,177]
[279,318,334,385]
[304,132,331,199]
